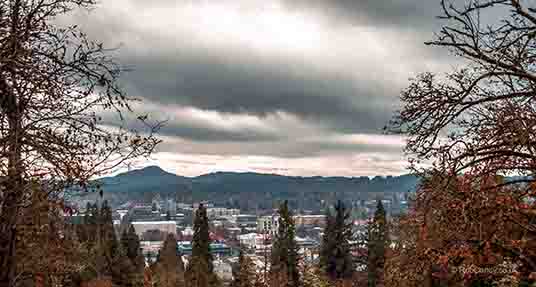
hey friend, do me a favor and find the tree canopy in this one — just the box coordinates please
[0,0,161,285]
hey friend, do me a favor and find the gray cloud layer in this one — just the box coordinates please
[122,49,394,134]
[62,0,457,175]
[281,0,442,28]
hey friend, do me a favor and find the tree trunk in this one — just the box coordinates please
[0,0,22,284]
[0,102,24,287]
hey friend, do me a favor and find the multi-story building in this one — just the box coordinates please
[131,205,160,221]
[206,207,240,219]
[257,214,326,235]
[257,215,279,236]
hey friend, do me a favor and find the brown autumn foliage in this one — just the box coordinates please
[0,0,161,285]
[386,172,536,286]
[388,1,536,285]
[15,183,86,287]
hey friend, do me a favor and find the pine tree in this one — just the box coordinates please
[121,225,142,263]
[100,200,119,276]
[117,224,145,286]
[319,200,354,282]
[82,202,99,248]
[270,201,300,287]
[154,233,185,287]
[186,204,220,287]
[112,244,140,287]
[231,249,255,287]
[367,200,387,287]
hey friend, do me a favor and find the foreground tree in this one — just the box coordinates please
[154,233,185,287]
[186,204,220,287]
[389,0,536,285]
[112,244,144,287]
[270,201,300,287]
[367,200,388,287]
[117,224,145,287]
[100,200,119,276]
[389,0,536,181]
[319,200,354,283]
[387,173,536,287]
[121,225,142,264]
[15,182,86,286]
[0,0,161,285]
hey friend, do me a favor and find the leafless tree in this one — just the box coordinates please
[389,0,536,283]
[0,0,162,285]
[390,0,536,181]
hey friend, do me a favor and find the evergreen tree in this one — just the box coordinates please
[154,233,185,287]
[231,249,255,287]
[121,225,142,262]
[367,200,388,287]
[117,224,146,286]
[100,200,119,275]
[186,204,220,287]
[270,201,300,287]
[112,244,143,287]
[319,200,354,281]
[82,202,99,247]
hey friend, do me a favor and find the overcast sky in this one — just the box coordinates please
[65,0,458,177]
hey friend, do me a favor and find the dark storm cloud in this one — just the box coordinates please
[125,0,442,29]
[120,47,396,134]
[110,117,283,142]
[100,106,284,142]
[281,0,442,28]
[65,0,451,138]
[157,122,282,142]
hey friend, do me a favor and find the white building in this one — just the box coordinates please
[257,215,280,235]
[131,221,177,237]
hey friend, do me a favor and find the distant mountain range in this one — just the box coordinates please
[80,166,419,205]
[69,166,533,212]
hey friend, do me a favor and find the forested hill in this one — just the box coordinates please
[84,166,419,206]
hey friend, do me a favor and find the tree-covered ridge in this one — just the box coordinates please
[81,166,418,210]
